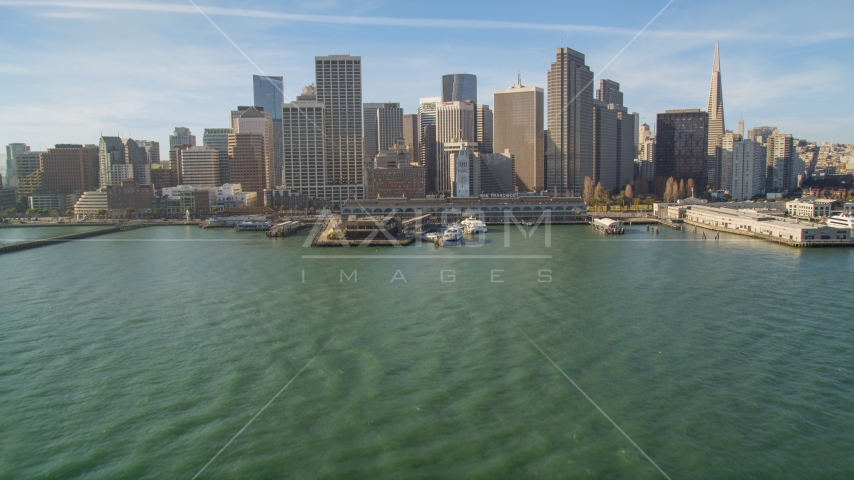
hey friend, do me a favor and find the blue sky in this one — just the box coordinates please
[0,0,852,167]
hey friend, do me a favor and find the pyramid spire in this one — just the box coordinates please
[713,41,720,72]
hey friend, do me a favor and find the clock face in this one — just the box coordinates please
[458,174,467,183]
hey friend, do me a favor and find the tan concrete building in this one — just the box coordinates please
[365,164,426,199]
[231,106,273,189]
[494,79,543,192]
[179,146,220,186]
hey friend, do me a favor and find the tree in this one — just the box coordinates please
[615,192,627,208]
[96,209,106,219]
[634,176,649,198]
[664,177,675,203]
[153,207,164,217]
[3,208,17,217]
[25,208,37,215]
[678,179,687,199]
[582,176,595,203]
[124,207,135,219]
[64,209,74,217]
[687,178,696,198]
[594,182,610,206]
[624,183,633,201]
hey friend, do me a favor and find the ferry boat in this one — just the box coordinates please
[826,213,854,230]
[461,216,487,234]
[441,225,463,246]
[236,220,273,231]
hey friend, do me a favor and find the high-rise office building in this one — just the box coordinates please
[731,139,766,200]
[98,136,125,187]
[719,132,741,192]
[179,146,220,186]
[376,104,404,153]
[418,97,440,193]
[363,102,384,158]
[737,119,744,137]
[227,133,266,197]
[706,42,726,189]
[442,73,477,103]
[596,79,623,107]
[203,127,233,184]
[766,132,795,193]
[475,104,493,154]
[231,106,273,190]
[494,78,544,192]
[253,75,285,190]
[403,114,418,154]
[282,87,325,193]
[253,76,283,120]
[592,79,636,192]
[547,47,594,196]
[315,54,364,200]
[137,140,160,164]
[169,127,196,149]
[41,145,95,194]
[363,102,403,157]
[436,100,476,194]
[97,136,154,187]
[655,109,709,188]
[15,150,43,199]
[5,143,30,188]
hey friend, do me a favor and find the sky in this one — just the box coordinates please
[0,0,853,168]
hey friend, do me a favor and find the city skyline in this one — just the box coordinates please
[0,0,852,164]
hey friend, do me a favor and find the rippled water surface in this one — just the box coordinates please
[1,224,852,479]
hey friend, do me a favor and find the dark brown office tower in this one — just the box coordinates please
[41,145,95,194]
[228,133,266,197]
[655,109,709,188]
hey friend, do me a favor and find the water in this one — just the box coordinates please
[1,224,852,479]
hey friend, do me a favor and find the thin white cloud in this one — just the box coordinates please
[34,9,99,19]
[3,0,849,42]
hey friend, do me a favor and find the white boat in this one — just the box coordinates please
[826,213,854,229]
[461,216,487,234]
[424,232,441,241]
[441,225,463,246]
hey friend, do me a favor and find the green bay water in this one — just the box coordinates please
[1,224,853,479]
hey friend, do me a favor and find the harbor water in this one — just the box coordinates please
[1,224,853,478]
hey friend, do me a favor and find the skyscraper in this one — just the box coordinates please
[282,86,324,194]
[231,106,273,190]
[169,127,196,149]
[418,97,440,193]
[253,75,285,189]
[731,139,766,200]
[592,79,636,192]
[227,133,266,197]
[706,42,725,189]
[315,54,364,200]
[766,132,795,193]
[5,143,30,188]
[362,102,384,158]
[654,109,709,188]
[203,127,233,183]
[402,114,418,155]
[179,146,220,186]
[475,104,493,154]
[442,73,477,103]
[41,145,95,194]
[436,100,476,194]
[719,132,741,192]
[376,104,404,153]
[547,47,594,196]
[494,77,544,192]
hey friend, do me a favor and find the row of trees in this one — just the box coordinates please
[582,175,702,207]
